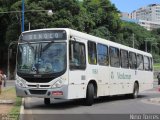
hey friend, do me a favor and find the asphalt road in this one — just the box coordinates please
[21,80,160,120]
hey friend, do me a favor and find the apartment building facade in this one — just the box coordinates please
[130,4,160,22]
[121,4,160,30]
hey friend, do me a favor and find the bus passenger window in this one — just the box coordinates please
[120,49,129,68]
[109,47,120,67]
[144,56,150,71]
[129,52,137,69]
[97,44,109,66]
[69,41,86,70]
[88,41,97,65]
[149,57,153,71]
[137,54,144,70]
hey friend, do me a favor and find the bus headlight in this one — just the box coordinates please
[15,76,27,88]
[51,78,64,88]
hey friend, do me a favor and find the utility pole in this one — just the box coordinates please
[22,0,25,32]
[151,43,158,54]
[29,22,30,31]
[132,33,134,48]
[145,40,147,52]
[145,38,156,52]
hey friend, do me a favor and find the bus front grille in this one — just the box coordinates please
[28,85,50,88]
[23,78,54,83]
[29,90,47,95]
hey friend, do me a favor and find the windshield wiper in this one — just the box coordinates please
[42,41,54,52]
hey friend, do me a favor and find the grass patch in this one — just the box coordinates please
[154,63,160,71]
[0,87,22,120]
[9,97,22,120]
[154,63,160,66]
[0,87,16,100]
[154,67,160,71]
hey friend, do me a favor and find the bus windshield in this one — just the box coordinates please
[17,42,66,75]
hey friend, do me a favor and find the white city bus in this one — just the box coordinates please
[15,28,153,106]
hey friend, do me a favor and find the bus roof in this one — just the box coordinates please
[69,29,152,57]
[23,28,152,57]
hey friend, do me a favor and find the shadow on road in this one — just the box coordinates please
[24,99,82,110]
[94,94,147,105]
[24,94,148,110]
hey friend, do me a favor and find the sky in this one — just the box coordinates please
[110,0,160,13]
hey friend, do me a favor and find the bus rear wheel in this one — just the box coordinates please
[85,83,94,106]
[126,83,139,99]
[44,98,50,105]
[132,83,139,99]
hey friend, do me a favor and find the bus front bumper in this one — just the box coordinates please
[15,84,68,99]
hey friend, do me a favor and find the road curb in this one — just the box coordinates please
[0,99,14,104]
[148,97,160,103]
[141,98,160,106]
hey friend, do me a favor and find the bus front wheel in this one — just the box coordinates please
[85,83,94,106]
[44,98,50,105]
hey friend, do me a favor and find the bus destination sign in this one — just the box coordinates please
[21,30,67,41]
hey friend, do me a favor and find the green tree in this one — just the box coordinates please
[0,0,160,64]
[119,22,154,49]
[82,0,121,34]
[3,0,83,43]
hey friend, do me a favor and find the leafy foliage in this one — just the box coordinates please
[119,22,153,49]
[0,0,160,63]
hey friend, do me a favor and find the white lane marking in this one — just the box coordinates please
[19,97,34,120]
[19,98,24,120]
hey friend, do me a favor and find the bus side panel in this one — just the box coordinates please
[109,68,135,95]
[118,69,135,95]
[97,66,110,96]
[109,67,120,95]
[67,70,87,99]
[137,70,153,92]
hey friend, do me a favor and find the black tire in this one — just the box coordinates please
[132,83,139,99]
[85,83,94,106]
[44,98,50,105]
[158,80,160,85]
